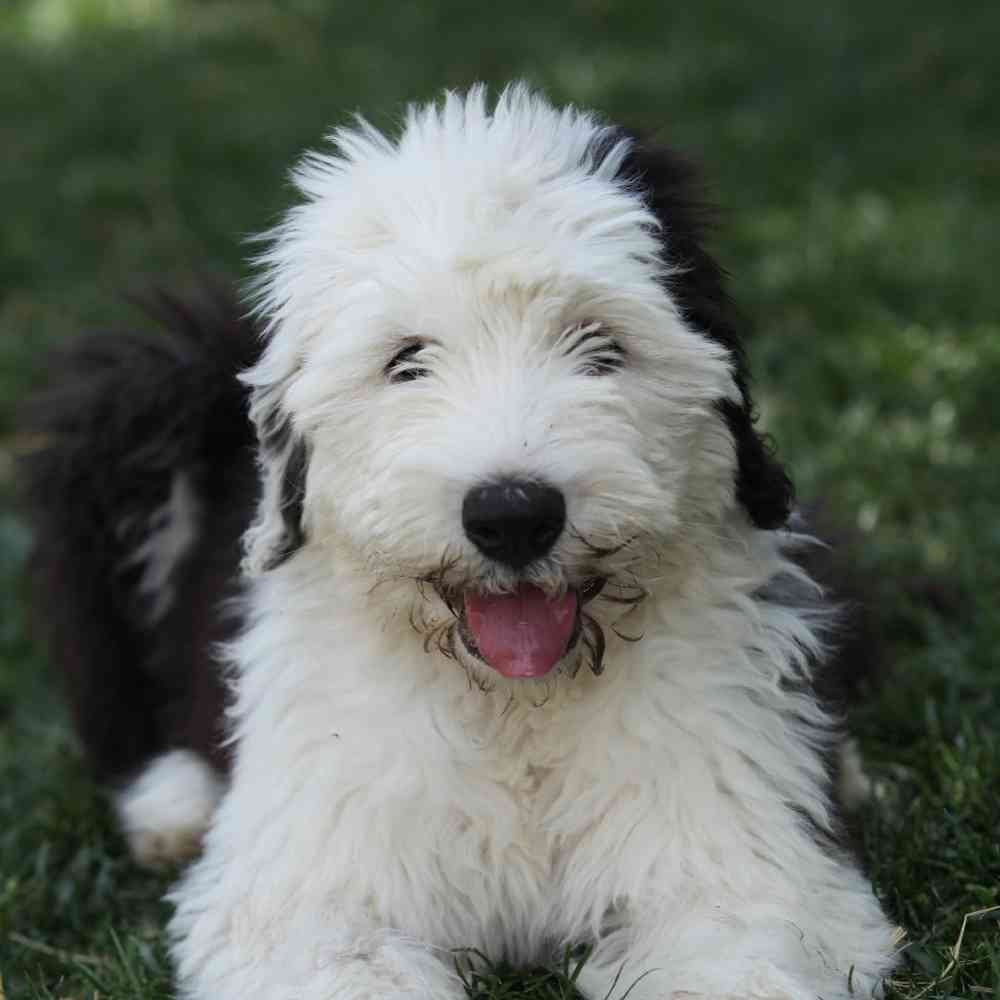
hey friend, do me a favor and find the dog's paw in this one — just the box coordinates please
[115,749,223,866]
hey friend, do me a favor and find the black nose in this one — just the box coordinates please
[462,479,566,569]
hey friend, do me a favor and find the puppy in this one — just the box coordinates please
[25,85,898,999]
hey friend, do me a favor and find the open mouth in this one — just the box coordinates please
[455,578,605,678]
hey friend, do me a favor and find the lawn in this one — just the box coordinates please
[1,0,997,997]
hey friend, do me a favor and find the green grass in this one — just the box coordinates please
[1,0,998,996]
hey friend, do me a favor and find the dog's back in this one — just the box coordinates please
[21,286,259,862]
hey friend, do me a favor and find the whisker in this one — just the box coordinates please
[567,522,636,559]
[611,626,644,643]
[581,613,607,676]
[599,586,648,606]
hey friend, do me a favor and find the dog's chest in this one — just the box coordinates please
[307,665,630,950]
[406,752,582,953]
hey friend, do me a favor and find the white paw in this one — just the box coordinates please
[115,749,224,866]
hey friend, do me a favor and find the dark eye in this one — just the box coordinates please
[566,324,625,376]
[385,340,430,383]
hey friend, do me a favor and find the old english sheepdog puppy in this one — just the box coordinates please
[25,85,898,998]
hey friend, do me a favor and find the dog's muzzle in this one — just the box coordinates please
[455,477,606,678]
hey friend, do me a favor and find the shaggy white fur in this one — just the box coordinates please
[168,85,899,999]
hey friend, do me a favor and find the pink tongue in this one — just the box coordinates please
[464,585,577,678]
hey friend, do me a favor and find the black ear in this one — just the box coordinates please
[264,426,309,572]
[243,403,310,574]
[612,133,793,530]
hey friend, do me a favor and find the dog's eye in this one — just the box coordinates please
[578,344,625,376]
[566,324,625,376]
[385,341,430,383]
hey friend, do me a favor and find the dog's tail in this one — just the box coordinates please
[19,284,260,782]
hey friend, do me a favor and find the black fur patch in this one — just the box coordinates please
[251,396,310,571]
[262,432,309,572]
[608,133,794,530]
[20,282,259,781]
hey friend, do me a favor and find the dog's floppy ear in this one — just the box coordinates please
[615,134,793,530]
[241,375,310,575]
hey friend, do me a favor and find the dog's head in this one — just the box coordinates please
[241,85,791,684]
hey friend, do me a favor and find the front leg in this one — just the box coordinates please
[171,876,465,1000]
[576,914,825,1000]
[167,761,468,1000]
[574,877,897,1000]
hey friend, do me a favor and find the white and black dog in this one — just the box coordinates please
[25,85,898,999]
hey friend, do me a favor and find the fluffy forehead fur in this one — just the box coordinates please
[242,85,769,615]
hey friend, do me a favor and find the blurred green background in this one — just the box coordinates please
[0,1,997,997]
